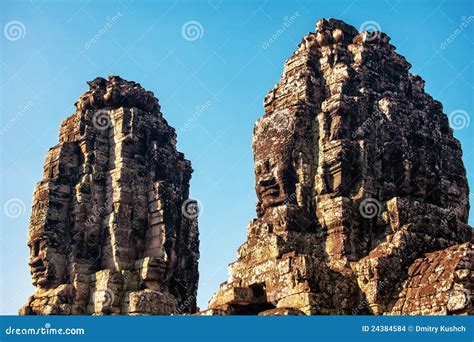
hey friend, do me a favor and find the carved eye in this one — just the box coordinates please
[32,240,40,257]
[264,160,270,172]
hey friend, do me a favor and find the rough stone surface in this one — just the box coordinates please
[201,18,472,315]
[20,76,199,315]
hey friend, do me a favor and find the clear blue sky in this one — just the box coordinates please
[1,0,473,315]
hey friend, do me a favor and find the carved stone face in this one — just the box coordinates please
[28,238,60,288]
[141,256,169,291]
[253,109,296,216]
[255,157,295,214]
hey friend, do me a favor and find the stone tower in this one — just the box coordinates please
[202,19,472,315]
[20,76,199,315]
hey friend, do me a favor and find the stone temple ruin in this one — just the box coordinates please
[20,76,199,315]
[201,19,472,315]
[20,18,472,316]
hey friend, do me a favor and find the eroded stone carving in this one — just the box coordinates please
[200,18,472,315]
[20,76,199,315]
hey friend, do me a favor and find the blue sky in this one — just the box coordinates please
[1,0,473,314]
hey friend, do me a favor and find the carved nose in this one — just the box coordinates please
[259,177,275,187]
[29,256,45,269]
